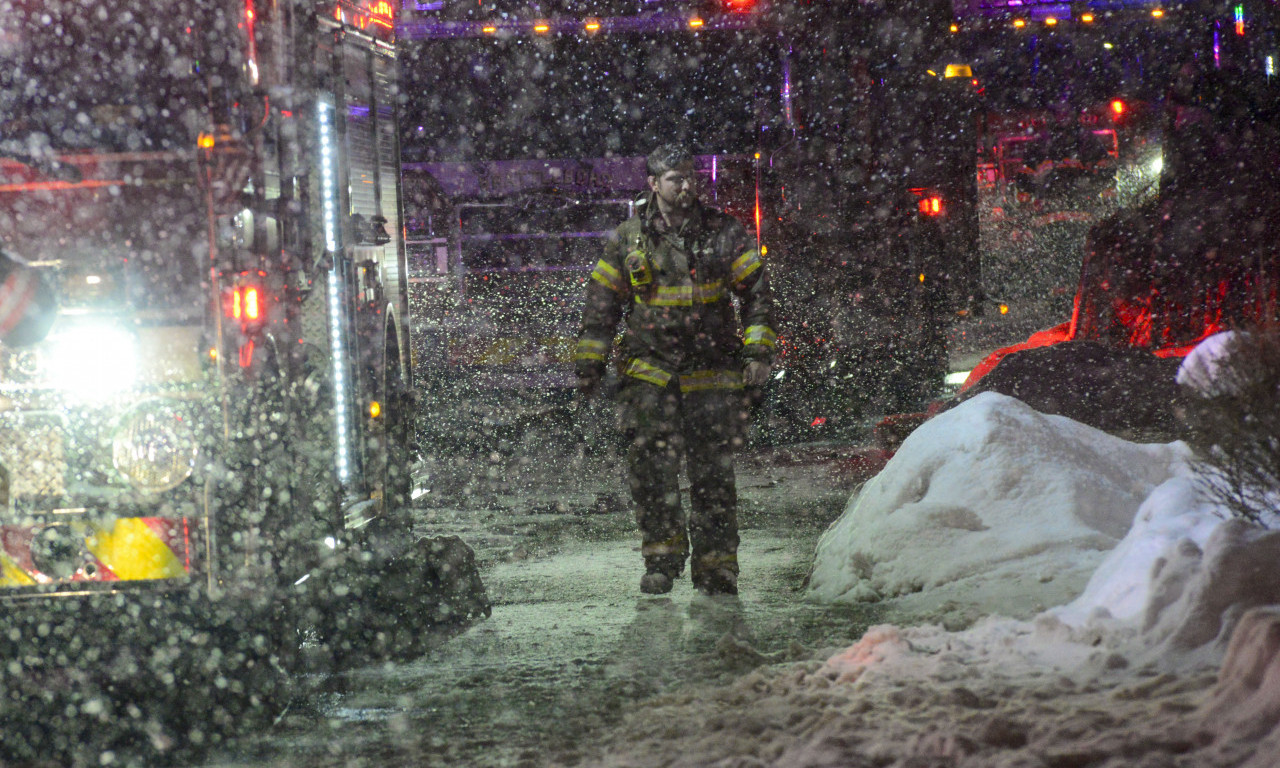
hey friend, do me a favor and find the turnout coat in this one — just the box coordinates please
[574,197,776,392]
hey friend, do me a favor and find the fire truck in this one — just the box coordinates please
[0,0,486,760]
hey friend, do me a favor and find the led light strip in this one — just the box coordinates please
[319,101,351,483]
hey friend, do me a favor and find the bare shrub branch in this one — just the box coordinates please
[1182,326,1280,528]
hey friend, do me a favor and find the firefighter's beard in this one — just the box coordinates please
[658,188,694,211]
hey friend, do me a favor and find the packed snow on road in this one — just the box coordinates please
[564,387,1280,768]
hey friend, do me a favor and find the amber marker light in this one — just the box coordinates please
[950,23,959,32]
[1045,17,1058,26]
[197,133,216,149]
[482,25,497,34]
[1081,12,1095,22]
[584,19,601,32]
[689,17,704,28]
[1013,18,1027,28]
[1000,304,1010,315]
[369,401,382,418]
[1151,8,1165,18]
[533,22,550,33]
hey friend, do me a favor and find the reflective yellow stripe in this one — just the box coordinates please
[695,551,739,570]
[634,282,727,307]
[623,358,673,387]
[636,285,691,307]
[590,260,626,293]
[679,369,744,392]
[574,338,609,362]
[86,518,185,581]
[1,551,36,587]
[695,280,725,303]
[641,532,688,557]
[744,325,777,348]
[731,249,762,284]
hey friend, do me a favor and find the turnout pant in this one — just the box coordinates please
[619,378,741,583]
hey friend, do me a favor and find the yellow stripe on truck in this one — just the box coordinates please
[86,518,185,581]
[0,551,36,587]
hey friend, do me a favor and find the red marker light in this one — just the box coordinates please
[227,280,267,329]
[1111,99,1126,116]
[243,286,261,321]
[919,196,944,216]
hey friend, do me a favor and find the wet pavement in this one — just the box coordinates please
[209,445,882,768]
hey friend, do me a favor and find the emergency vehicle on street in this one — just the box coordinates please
[0,1,486,760]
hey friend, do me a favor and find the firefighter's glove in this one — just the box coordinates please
[743,361,772,388]
[577,371,602,399]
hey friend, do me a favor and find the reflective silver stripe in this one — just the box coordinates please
[679,369,744,392]
[623,358,673,386]
[731,249,762,284]
[573,338,609,362]
[743,325,777,348]
[590,260,626,293]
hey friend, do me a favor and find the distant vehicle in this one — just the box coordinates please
[0,1,486,761]
[960,10,1280,396]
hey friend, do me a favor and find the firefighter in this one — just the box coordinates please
[0,248,55,347]
[574,143,776,596]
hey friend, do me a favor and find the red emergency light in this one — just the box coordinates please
[225,272,269,331]
[1111,99,1126,116]
[918,195,944,216]
[233,286,262,322]
[723,0,755,12]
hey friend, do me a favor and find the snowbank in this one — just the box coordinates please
[570,391,1280,768]
[807,392,1189,619]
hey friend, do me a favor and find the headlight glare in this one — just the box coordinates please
[44,322,140,399]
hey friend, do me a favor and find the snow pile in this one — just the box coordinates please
[566,389,1280,768]
[807,392,1189,619]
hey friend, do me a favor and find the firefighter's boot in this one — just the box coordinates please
[692,552,739,596]
[640,571,674,595]
[640,552,685,594]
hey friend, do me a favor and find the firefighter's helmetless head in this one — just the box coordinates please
[646,143,696,213]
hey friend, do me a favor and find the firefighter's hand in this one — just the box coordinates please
[743,361,772,388]
[577,372,602,399]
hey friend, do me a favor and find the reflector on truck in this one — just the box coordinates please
[1,516,194,588]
